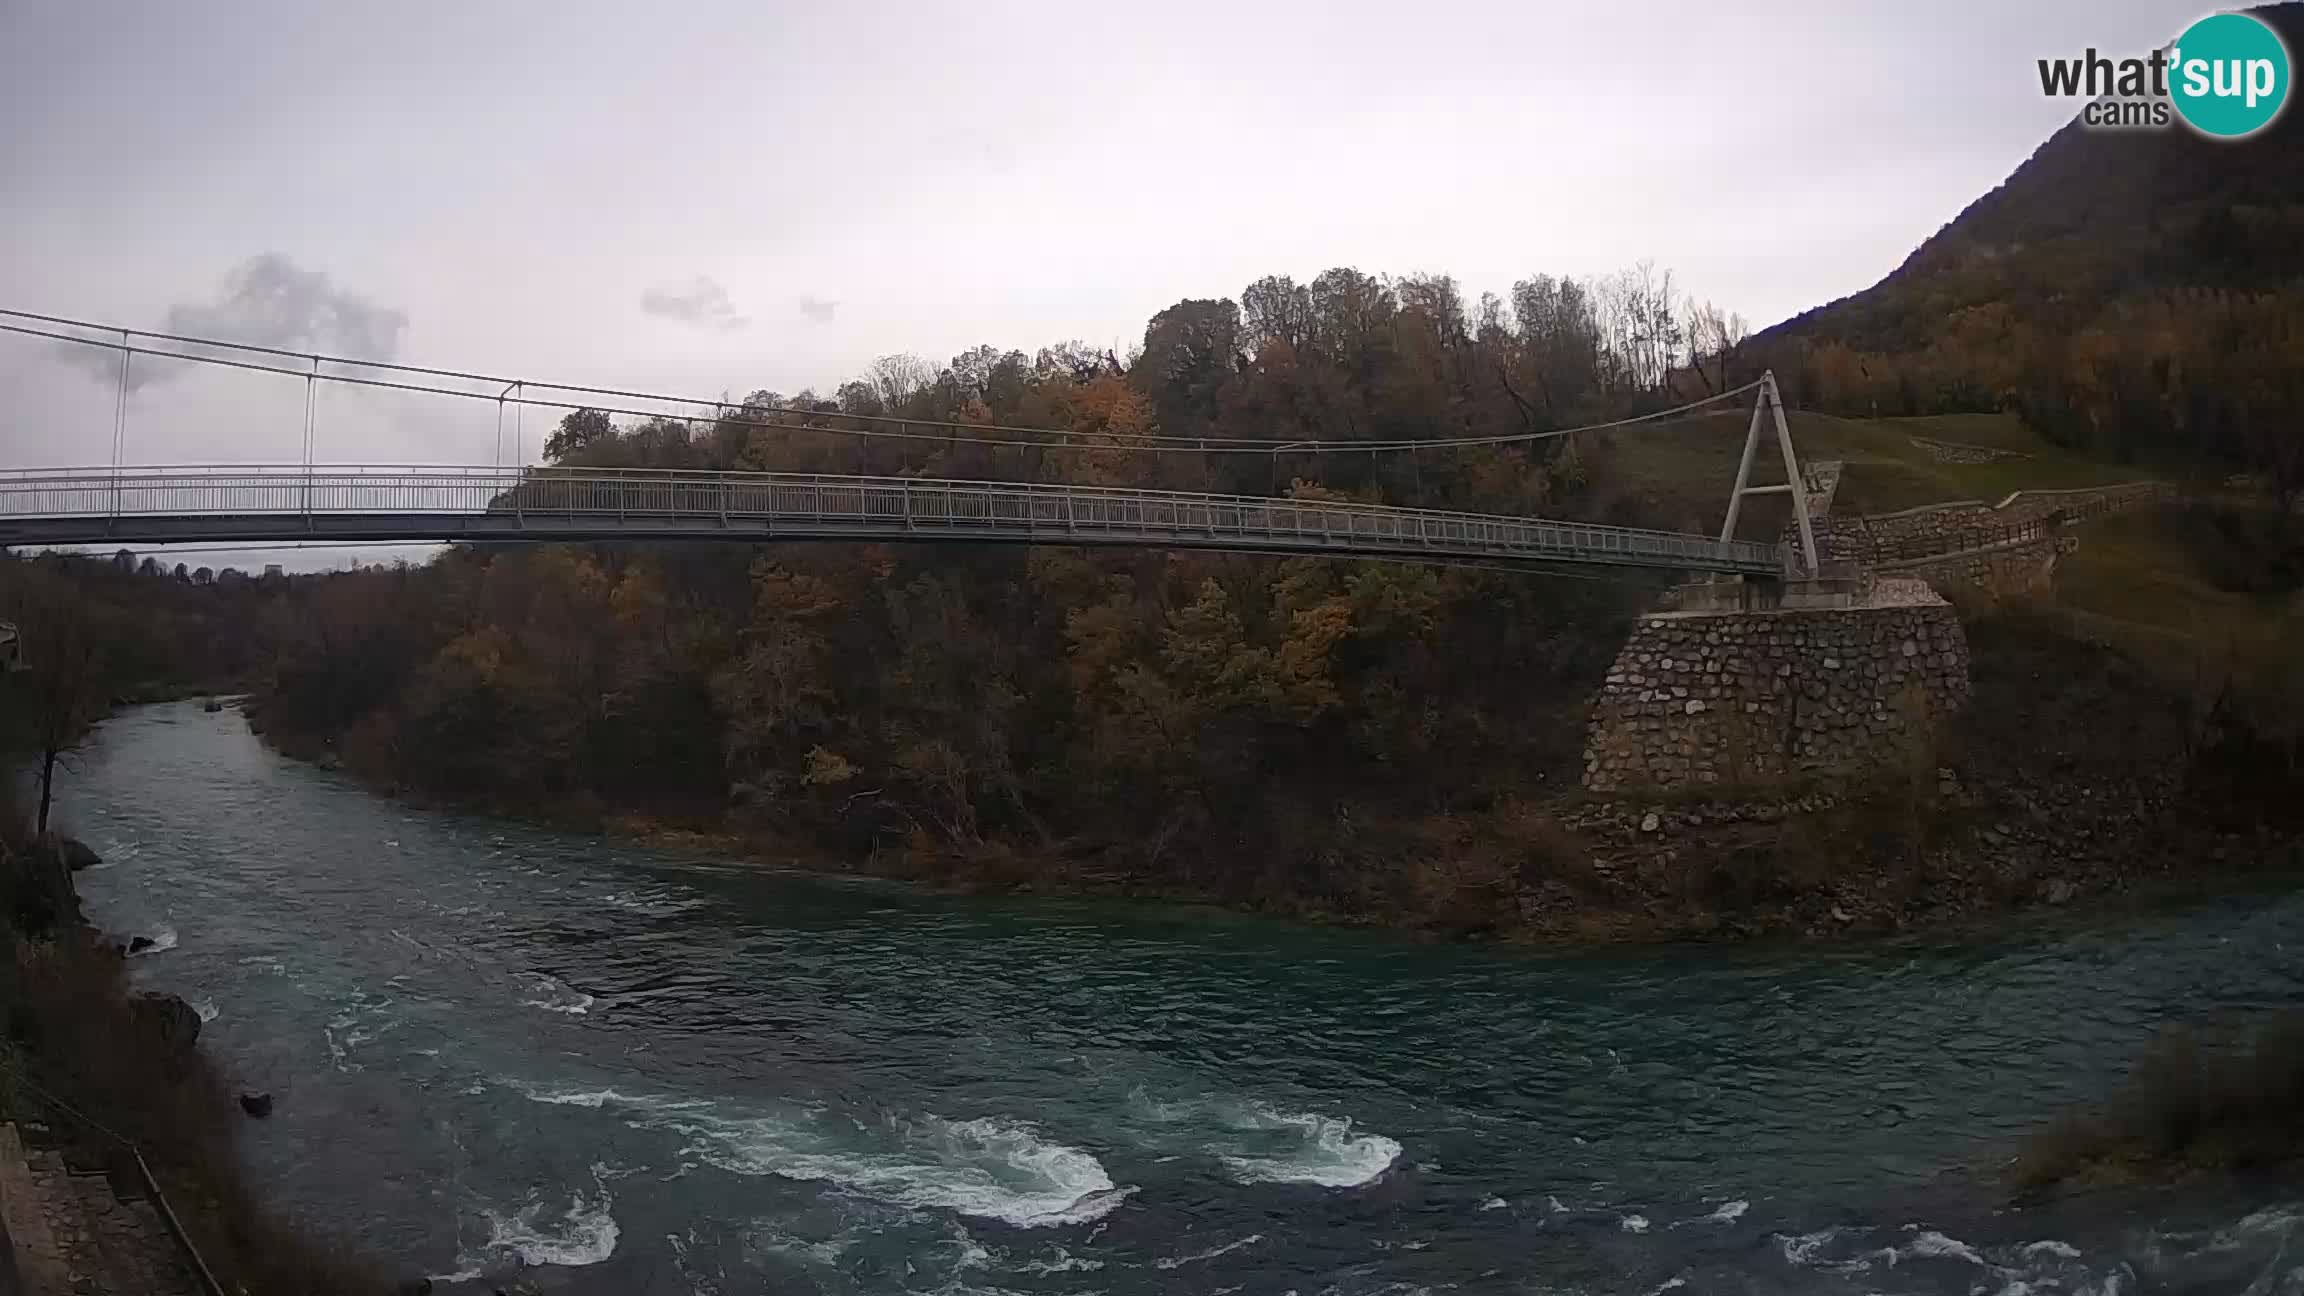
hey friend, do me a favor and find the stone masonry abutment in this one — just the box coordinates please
[1582,582,1971,794]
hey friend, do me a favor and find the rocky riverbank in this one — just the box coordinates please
[243,604,2299,948]
[1494,608,2298,942]
[0,830,398,1294]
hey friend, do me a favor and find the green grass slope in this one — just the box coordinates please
[2050,509,2304,676]
[1586,409,2144,541]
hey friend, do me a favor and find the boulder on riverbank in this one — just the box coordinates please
[54,837,100,871]
[128,991,202,1075]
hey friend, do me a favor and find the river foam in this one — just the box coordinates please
[127,924,178,955]
[478,1195,619,1267]
[509,1081,708,1113]
[1128,1092,1401,1188]
[1212,1105,1401,1188]
[600,889,709,919]
[508,1079,1129,1229]
[677,1110,1129,1228]
[322,991,400,1072]
[467,1173,621,1270]
[1154,1233,1264,1270]
[516,971,596,1015]
[1773,1218,2170,1296]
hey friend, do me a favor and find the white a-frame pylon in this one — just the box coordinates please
[1718,371,1819,576]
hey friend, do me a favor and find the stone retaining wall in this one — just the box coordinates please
[1583,598,1971,793]
[1793,481,2167,566]
[1881,534,2079,600]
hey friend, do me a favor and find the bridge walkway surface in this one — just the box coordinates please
[0,466,1786,576]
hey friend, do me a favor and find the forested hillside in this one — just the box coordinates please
[0,553,281,833]
[251,263,1748,921]
[1752,1,2304,496]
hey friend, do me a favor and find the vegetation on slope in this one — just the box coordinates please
[2053,508,2304,656]
[1584,408,2142,530]
[2013,1015,2304,1192]
[1,553,282,832]
[1749,2,2304,500]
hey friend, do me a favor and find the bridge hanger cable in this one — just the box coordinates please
[0,311,1764,458]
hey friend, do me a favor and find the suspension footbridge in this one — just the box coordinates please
[0,310,1818,577]
[0,465,1783,573]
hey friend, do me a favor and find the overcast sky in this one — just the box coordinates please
[0,0,2207,565]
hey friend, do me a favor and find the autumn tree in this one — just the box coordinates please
[0,565,112,836]
[543,407,616,462]
[867,353,937,413]
[1137,298,1243,432]
[1684,298,1749,394]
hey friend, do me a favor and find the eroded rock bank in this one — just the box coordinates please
[240,599,2300,948]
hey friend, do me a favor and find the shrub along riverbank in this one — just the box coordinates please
[2013,1014,2304,1194]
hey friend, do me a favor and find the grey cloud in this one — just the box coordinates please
[60,253,407,392]
[798,295,838,325]
[641,276,748,331]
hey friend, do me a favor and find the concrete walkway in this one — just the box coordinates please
[0,1122,200,1295]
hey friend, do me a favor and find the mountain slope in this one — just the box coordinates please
[1762,1,2304,357]
[1748,4,2304,492]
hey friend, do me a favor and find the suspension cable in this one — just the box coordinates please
[0,310,1762,457]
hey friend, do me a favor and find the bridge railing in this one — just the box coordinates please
[0,465,1783,573]
[1860,485,2167,565]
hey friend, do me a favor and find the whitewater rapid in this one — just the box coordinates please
[499,1076,1401,1233]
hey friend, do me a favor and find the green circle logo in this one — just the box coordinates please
[2170,12,2291,138]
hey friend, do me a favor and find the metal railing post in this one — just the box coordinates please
[301,355,318,527]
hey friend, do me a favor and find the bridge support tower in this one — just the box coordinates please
[1581,578,1971,794]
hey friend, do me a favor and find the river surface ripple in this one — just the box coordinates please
[59,703,2304,1294]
